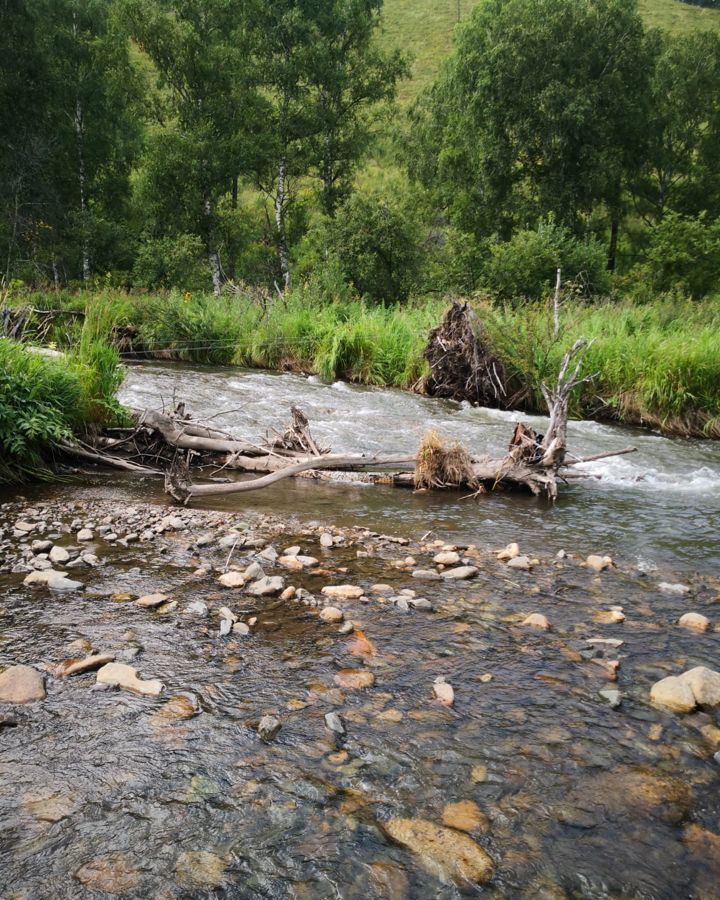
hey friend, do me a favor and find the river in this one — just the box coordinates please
[0,361,718,899]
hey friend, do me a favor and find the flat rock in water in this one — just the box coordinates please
[434,551,460,566]
[679,666,720,706]
[334,668,375,689]
[325,711,345,734]
[659,582,690,595]
[320,606,344,623]
[23,569,82,592]
[507,555,532,570]
[96,662,164,697]
[76,529,93,542]
[136,592,170,608]
[442,566,478,581]
[650,675,696,713]
[0,665,46,703]
[247,576,284,596]
[384,817,493,885]
[441,800,490,834]
[321,585,364,599]
[217,571,246,588]
[412,569,443,580]
[55,654,114,677]
[279,555,304,571]
[75,853,141,894]
[678,612,710,632]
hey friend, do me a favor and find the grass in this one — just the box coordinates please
[378,0,720,108]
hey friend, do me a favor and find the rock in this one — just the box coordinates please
[31,539,52,553]
[136,592,170,608]
[384,817,493,886]
[217,571,246,588]
[338,621,354,635]
[585,554,612,572]
[322,584,364,600]
[219,606,237,622]
[522,613,550,630]
[320,606,344,624]
[434,551,460,566]
[678,666,720,706]
[410,597,433,611]
[14,520,36,533]
[586,637,624,648]
[76,529,93,542]
[593,609,625,624]
[55,654,114,677]
[257,715,281,741]
[441,800,490,833]
[23,569,82,592]
[320,532,334,548]
[244,562,265,579]
[442,566,478,581]
[233,622,250,636]
[678,612,710,632]
[175,850,226,888]
[334,668,375,689]
[75,853,141,894]
[496,542,520,561]
[412,569,443,580]
[659,581,690,595]
[247,575,285,596]
[160,515,186,531]
[258,546,278,562]
[64,638,93,655]
[650,675,696,713]
[151,694,200,723]
[279,555,304,571]
[280,586,296,601]
[599,689,622,708]
[507,555,532,570]
[96,662,164,697]
[325,711,345,734]
[433,677,454,707]
[0,665,46,703]
[471,765,488,784]
[219,618,233,636]
[377,708,404,723]
[185,600,208,617]
[368,860,409,899]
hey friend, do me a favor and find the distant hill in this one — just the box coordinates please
[380,0,720,106]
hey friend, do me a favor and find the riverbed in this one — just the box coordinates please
[0,362,719,898]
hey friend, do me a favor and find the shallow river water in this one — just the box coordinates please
[0,362,719,899]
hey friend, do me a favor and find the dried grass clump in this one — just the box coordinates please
[414,430,476,489]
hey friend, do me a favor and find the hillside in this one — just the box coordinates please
[380,0,720,106]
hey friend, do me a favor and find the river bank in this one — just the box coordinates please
[1,491,719,896]
[6,289,720,439]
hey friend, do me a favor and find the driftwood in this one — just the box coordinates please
[62,336,634,504]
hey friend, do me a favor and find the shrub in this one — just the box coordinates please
[483,220,611,301]
[132,233,208,290]
[644,212,720,298]
[327,193,423,303]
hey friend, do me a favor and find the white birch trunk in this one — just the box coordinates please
[73,13,90,282]
[275,155,290,290]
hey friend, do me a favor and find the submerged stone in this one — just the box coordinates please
[0,665,46,703]
[384,817,493,885]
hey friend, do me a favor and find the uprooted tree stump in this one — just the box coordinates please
[419,301,517,407]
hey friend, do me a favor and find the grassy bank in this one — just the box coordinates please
[0,337,126,484]
[6,289,720,439]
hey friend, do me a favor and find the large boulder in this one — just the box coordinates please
[650,676,696,713]
[679,667,720,706]
[0,665,46,703]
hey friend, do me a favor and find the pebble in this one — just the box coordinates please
[233,622,250,636]
[442,566,478,580]
[76,529,93,542]
[321,585,364,600]
[324,711,345,734]
[410,597,433,611]
[247,576,285,596]
[658,582,690,595]
[23,569,82,592]
[136,592,170,608]
[412,569,443,580]
[338,621,354,635]
[599,689,622,709]
[219,607,238,622]
[257,715,282,742]
[334,669,375,689]
[434,551,460,566]
[31,539,52,553]
[522,613,550,630]
[497,542,520,561]
[507,555,532,570]
[585,554,613,572]
[678,612,710,632]
[650,675,697,713]
[441,800,490,834]
[55,654,114,677]
[219,618,233,636]
[185,600,208,617]
[320,533,334,548]
[280,586,296,600]
[433,677,455,707]
[217,571,246,588]
[319,606,344,624]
